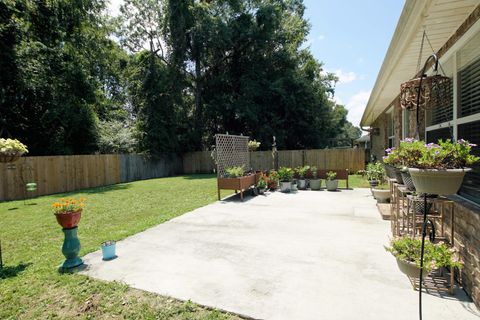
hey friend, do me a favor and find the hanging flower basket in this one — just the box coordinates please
[0,152,23,163]
[0,138,28,163]
[408,168,469,195]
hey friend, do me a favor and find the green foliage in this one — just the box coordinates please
[225,166,245,178]
[326,171,337,181]
[366,162,385,182]
[2,0,362,156]
[257,174,268,189]
[0,138,28,155]
[98,120,137,154]
[309,166,318,179]
[385,237,462,272]
[295,166,309,179]
[385,138,480,169]
[278,167,293,182]
[0,0,127,155]
[248,140,261,151]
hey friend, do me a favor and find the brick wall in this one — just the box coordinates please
[438,197,480,307]
[370,113,388,162]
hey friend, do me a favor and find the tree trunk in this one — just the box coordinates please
[193,49,203,150]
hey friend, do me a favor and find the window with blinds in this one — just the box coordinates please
[458,57,480,118]
[426,127,453,143]
[458,120,480,204]
[430,81,453,125]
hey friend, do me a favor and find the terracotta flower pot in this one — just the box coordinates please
[55,210,82,229]
[408,168,470,195]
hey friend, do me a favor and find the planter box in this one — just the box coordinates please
[217,174,257,201]
[408,168,470,195]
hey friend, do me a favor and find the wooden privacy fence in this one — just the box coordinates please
[0,154,182,201]
[0,149,364,201]
[183,148,365,174]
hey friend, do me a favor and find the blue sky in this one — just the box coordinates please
[108,0,405,127]
[302,0,405,126]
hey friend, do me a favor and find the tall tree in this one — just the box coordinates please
[0,0,120,155]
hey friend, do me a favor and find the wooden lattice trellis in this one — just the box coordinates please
[215,134,249,178]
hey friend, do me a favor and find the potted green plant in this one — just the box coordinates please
[325,171,338,191]
[366,162,384,188]
[0,138,28,163]
[278,167,294,193]
[385,237,461,280]
[399,138,479,195]
[383,147,404,184]
[256,173,268,195]
[295,166,309,190]
[52,197,86,270]
[268,170,279,190]
[309,166,321,190]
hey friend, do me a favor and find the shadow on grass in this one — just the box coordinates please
[54,183,132,197]
[0,263,31,279]
[182,174,216,180]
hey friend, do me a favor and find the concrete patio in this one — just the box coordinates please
[81,189,480,320]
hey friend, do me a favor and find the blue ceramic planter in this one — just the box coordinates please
[101,241,117,261]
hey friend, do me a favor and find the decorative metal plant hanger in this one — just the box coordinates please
[400,30,452,139]
[399,31,453,320]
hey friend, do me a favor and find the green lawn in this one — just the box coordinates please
[0,174,239,320]
[0,173,369,319]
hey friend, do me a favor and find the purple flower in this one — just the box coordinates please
[425,143,439,149]
[469,143,477,147]
[403,137,415,143]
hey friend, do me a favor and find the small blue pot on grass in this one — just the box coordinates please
[101,240,117,261]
